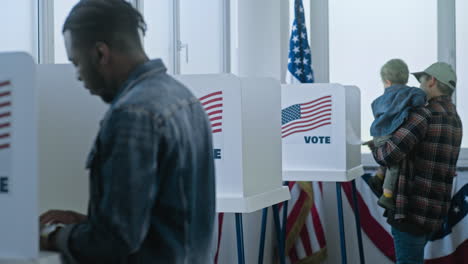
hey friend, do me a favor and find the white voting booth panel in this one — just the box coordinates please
[1,62,105,261]
[282,83,364,182]
[0,61,105,261]
[0,52,38,259]
[176,75,290,213]
[37,64,106,214]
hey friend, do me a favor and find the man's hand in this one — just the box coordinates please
[40,226,61,251]
[39,210,86,252]
[40,210,87,226]
[362,140,375,151]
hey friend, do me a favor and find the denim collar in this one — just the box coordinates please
[384,84,409,93]
[111,59,167,105]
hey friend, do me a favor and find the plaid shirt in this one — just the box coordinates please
[372,95,462,233]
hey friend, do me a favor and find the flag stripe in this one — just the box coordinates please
[311,205,327,248]
[425,239,468,264]
[301,107,331,119]
[287,189,308,234]
[282,122,331,139]
[0,112,11,119]
[199,91,223,135]
[201,98,222,106]
[300,95,331,107]
[301,100,331,112]
[210,116,222,122]
[300,225,313,256]
[199,91,222,101]
[296,238,307,260]
[305,213,321,254]
[0,133,10,139]
[0,91,11,98]
[301,104,332,115]
[214,213,224,264]
[341,181,396,261]
[207,110,223,116]
[0,102,11,108]
[282,113,331,132]
[0,143,10,150]
[289,247,299,263]
[0,81,10,87]
[282,119,331,138]
[205,103,223,112]
[0,122,10,129]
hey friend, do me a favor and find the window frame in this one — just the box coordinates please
[35,0,464,167]
[304,0,463,168]
[135,0,230,74]
[38,0,230,72]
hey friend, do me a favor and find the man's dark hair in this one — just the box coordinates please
[63,0,147,53]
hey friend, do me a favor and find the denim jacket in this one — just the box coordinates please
[370,84,426,137]
[56,59,216,264]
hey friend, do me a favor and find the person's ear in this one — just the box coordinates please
[428,76,437,88]
[94,42,110,66]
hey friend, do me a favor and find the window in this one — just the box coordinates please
[54,0,80,63]
[179,0,225,74]
[0,1,37,61]
[143,0,226,74]
[143,0,173,72]
[328,0,437,153]
[456,0,468,148]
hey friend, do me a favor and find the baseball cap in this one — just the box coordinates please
[412,62,457,90]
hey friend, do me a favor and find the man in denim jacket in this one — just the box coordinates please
[39,1,216,263]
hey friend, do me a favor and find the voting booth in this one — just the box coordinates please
[176,75,290,213]
[0,52,107,261]
[0,52,290,261]
[282,83,364,182]
[281,83,367,264]
[0,52,38,259]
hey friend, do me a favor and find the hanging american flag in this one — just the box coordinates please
[282,1,327,263]
[0,80,12,151]
[286,0,314,83]
[342,172,468,263]
[199,91,223,134]
[282,95,332,138]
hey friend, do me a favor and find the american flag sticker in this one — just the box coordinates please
[281,95,332,138]
[199,91,223,134]
[0,80,11,151]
